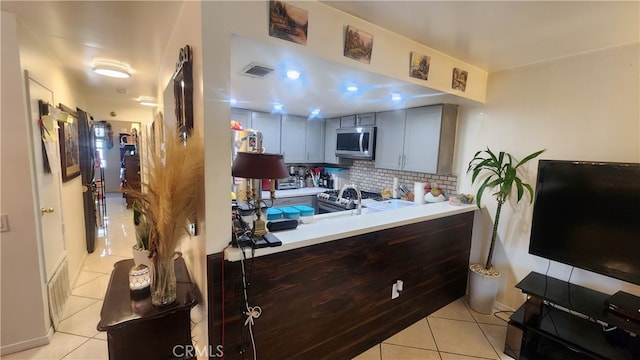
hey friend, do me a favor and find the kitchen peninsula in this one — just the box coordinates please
[208,202,478,359]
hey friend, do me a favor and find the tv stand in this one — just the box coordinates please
[505,272,640,359]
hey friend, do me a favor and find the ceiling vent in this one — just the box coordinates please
[241,62,274,78]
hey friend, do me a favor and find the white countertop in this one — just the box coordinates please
[225,201,478,261]
[261,187,328,199]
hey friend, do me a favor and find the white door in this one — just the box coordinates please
[280,115,306,162]
[324,117,340,164]
[374,109,406,171]
[305,118,325,163]
[404,106,442,173]
[251,111,281,154]
[26,73,67,281]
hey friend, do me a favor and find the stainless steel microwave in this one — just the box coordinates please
[335,126,376,160]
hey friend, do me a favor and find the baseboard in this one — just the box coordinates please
[0,326,53,356]
[494,300,515,312]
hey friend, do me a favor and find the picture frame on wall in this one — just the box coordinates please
[344,25,373,64]
[409,52,431,81]
[58,111,81,182]
[269,0,308,45]
[452,67,469,92]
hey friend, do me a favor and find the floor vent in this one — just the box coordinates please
[241,62,274,78]
[47,260,71,329]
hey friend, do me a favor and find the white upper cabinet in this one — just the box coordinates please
[305,118,325,163]
[374,110,406,170]
[340,113,376,128]
[280,115,325,164]
[403,106,443,173]
[375,104,458,174]
[281,115,307,163]
[251,111,281,154]
[324,117,341,164]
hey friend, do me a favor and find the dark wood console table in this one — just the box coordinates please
[98,258,199,360]
[505,272,640,359]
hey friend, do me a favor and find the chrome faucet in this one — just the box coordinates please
[338,184,362,215]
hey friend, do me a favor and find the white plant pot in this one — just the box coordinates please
[468,264,501,314]
[132,246,154,281]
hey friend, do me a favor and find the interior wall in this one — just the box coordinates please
[0,12,51,353]
[453,43,640,310]
[155,0,208,347]
[1,10,93,353]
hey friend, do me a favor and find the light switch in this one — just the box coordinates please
[1,214,9,232]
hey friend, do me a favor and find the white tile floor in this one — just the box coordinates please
[353,299,515,360]
[6,193,514,360]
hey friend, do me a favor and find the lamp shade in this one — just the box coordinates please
[232,152,289,179]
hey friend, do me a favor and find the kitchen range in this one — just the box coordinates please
[316,188,382,213]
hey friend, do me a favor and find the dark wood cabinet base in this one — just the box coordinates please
[208,212,474,359]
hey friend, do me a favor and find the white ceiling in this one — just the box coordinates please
[2,1,638,119]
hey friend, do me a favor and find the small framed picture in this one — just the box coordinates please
[58,116,81,182]
[452,67,469,92]
[344,25,373,64]
[409,52,431,81]
[269,0,308,45]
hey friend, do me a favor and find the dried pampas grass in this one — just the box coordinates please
[131,128,204,258]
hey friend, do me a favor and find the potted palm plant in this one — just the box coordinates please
[467,148,544,314]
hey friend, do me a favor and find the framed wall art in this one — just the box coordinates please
[269,0,308,45]
[57,104,81,182]
[344,25,373,64]
[174,45,193,141]
[409,52,431,81]
[452,67,469,92]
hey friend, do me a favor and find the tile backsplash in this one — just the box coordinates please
[347,160,458,196]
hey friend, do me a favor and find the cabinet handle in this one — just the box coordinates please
[398,155,402,167]
[402,154,407,168]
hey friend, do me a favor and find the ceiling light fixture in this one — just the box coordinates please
[273,103,283,111]
[286,70,301,80]
[310,109,320,116]
[346,85,358,92]
[138,97,158,107]
[391,92,402,102]
[92,61,131,79]
[229,98,237,105]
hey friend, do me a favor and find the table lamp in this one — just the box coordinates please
[232,152,288,236]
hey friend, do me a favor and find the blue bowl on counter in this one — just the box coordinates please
[266,208,283,220]
[279,207,300,220]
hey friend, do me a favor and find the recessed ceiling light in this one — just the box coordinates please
[229,98,237,105]
[138,97,158,106]
[311,109,320,116]
[286,70,301,80]
[391,92,402,102]
[92,60,131,79]
[346,85,358,92]
[273,103,283,111]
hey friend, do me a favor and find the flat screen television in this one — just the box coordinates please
[529,160,640,286]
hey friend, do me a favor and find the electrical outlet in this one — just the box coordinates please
[392,283,399,299]
[391,280,404,299]
[1,214,9,232]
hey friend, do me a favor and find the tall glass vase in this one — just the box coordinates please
[151,255,176,306]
